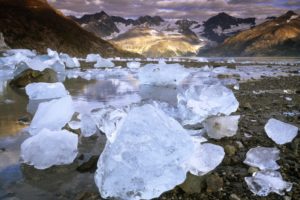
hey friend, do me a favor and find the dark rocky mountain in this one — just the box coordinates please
[202,12,256,43]
[0,0,136,57]
[201,11,300,57]
[72,12,164,37]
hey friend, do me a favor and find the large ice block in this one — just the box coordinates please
[29,96,74,135]
[95,104,194,200]
[178,83,239,125]
[25,82,68,100]
[138,62,190,86]
[21,129,78,169]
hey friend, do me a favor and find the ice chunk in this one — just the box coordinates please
[264,118,298,145]
[203,115,240,139]
[80,114,97,137]
[197,57,209,62]
[68,121,81,130]
[86,54,114,68]
[29,96,74,135]
[95,104,194,200]
[244,147,280,170]
[91,107,127,142]
[60,53,80,69]
[94,58,115,68]
[189,143,224,176]
[21,129,78,169]
[178,84,239,125]
[245,171,292,196]
[138,62,190,86]
[4,49,36,57]
[25,82,68,100]
[127,61,141,69]
[24,57,50,71]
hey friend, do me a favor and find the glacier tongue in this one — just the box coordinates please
[29,95,74,135]
[178,83,239,126]
[95,104,195,200]
[244,147,280,170]
[21,128,78,170]
[25,82,69,100]
[245,171,292,196]
[264,118,298,145]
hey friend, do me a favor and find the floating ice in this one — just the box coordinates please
[244,147,280,170]
[29,96,74,135]
[197,57,209,62]
[138,62,190,86]
[203,115,240,139]
[189,143,224,176]
[21,129,78,169]
[178,84,239,125]
[127,61,141,69]
[25,82,68,100]
[80,114,98,137]
[86,54,115,68]
[91,107,127,142]
[95,104,194,200]
[4,49,36,57]
[60,53,80,69]
[264,118,298,145]
[245,171,292,196]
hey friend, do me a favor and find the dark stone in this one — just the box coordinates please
[10,68,57,88]
[206,174,224,193]
[76,155,99,173]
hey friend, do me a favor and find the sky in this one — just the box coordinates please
[47,0,300,21]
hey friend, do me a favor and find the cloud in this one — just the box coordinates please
[47,0,300,20]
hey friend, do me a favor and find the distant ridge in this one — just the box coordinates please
[0,0,138,57]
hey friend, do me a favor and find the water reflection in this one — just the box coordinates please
[0,79,28,137]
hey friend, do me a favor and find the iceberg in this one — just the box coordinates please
[203,115,240,139]
[138,62,190,86]
[245,171,292,196]
[264,118,298,145]
[244,147,280,170]
[25,82,68,100]
[29,96,74,135]
[95,104,194,200]
[178,83,239,125]
[21,129,78,169]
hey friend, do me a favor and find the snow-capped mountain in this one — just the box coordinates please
[71,11,258,57]
[201,11,300,57]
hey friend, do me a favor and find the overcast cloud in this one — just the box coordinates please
[47,0,300,21]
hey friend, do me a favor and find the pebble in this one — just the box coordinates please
[224,145,237,156]
[206,174,223,193]
[229,193,241,200]
[248,167,259,174]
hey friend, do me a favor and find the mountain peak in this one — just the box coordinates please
[285,10,297,17]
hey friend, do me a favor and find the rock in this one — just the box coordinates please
[9,68,57,88]
[179,173,206,194]
[229,194,241,200]
[206,174,223,193]
[224,145,237,156]
[76,155,99,173]
[247,167,259,174]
